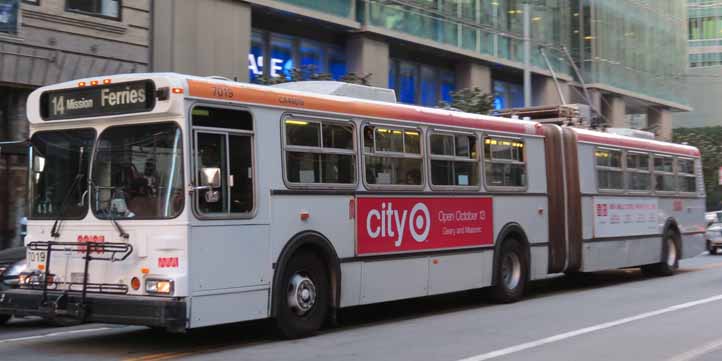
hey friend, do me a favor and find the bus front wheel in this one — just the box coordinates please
[490,239,528,303]
[275,249,329,339]
[0,314,9,325]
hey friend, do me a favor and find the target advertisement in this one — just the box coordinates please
[593,197,659,238]
[356,197,494,255]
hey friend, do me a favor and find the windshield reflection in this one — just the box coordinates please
[29,129,95,219]
[92,123,184,219]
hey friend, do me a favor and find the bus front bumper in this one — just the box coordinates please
[0,289,186,332]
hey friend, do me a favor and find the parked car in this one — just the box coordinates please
[706,211,722,225]
[0,246,27,324]
[707,223,722,255]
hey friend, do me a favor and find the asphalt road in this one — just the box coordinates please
[2,254,722,361]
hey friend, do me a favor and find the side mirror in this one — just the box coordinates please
[33,155,46,173]
[200,167,221,188]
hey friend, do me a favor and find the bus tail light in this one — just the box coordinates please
[131,277,141,290]
[103,79,112,85]
[171,87,184,94]
[90,80,99,86]
[78,81,86,87]
[146,279,174,295]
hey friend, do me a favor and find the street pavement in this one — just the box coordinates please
[2,254,722,361]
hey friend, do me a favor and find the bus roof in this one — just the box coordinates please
[182,76,545,137]
[571,127,700,157]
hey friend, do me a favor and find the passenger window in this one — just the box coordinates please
[193,106,254,218]
[284,118,355,186]
[364,125,423,186]
[677,158,696,193]
[595,148,623,190]
[483,136,526,188]
[429,132,479,187]
[654,155,676,192]
[626,152,651,192]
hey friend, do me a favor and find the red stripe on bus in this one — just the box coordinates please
[574,130,700,157]
[187,80,544,136]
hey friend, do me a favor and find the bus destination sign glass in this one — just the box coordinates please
[40,80,156,121]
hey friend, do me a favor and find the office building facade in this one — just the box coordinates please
[155,0,688,139]
[674,0,722,128]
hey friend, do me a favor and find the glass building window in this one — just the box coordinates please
[389,59,455,106]
[249,29,347,82]
[0,0,19,34]
[66,0,120,19]
[493,80,524,110]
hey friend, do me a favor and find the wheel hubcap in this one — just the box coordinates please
[287,273,316,316]
[666,238,677,267]
[501,253,522,290]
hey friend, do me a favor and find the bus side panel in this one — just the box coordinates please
[187,225,271,327]
[359,258,428,304]
[582,237,663,272]
[189,290,269,328]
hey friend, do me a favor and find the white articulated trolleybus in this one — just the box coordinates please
[0,73,707,337]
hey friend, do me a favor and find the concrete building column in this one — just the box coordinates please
[346,34,390,89]
[648,107,673,141]
[602,95,627,128]
[532,75,570,106]
[153,0,251,81]
[455,62,491,94]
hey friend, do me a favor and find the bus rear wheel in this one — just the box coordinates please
[642,231,679,276]
[490,239,528,303]
[275,249,329,339]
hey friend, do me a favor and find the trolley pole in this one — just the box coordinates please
[523,3,531,107]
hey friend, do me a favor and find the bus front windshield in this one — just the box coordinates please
[29,129,95,219]
[92,123,184,219]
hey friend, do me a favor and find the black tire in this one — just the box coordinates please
[642,231,679,276]
[275,249,329,339]
[0,314,10,325]
[490,239,528,303]
[711,245,718,255]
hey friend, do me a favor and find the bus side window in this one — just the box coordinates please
[626,152,651,192]
[363,125,423,187]
[283,117,356,186]
[653,155,675,192]
[429,132,479,188]
[595,148,624,191]
[677,158,696,193]
[192,106,255,218]
[483,136,526,188]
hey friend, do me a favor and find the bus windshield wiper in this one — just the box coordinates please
[108,205,129,240]
[90,181,129,240]
[50,146,86,238]
[50,173,84,238]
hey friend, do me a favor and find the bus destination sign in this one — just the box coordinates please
[40,80,156,121]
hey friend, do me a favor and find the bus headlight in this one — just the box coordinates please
[3,259,28,286]
[145,279,174,295]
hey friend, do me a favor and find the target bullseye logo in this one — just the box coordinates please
[409,203,430,243]
[365,202,431,248]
